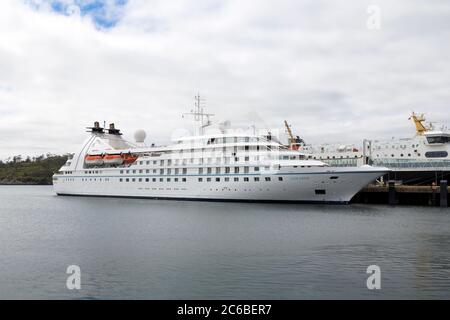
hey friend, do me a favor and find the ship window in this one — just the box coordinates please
[207,178,211,182]
[278,177,283,181]
[234,177,239,182]
[254,177,260,182]
[225,167,230,173]
[244,177,249,182]
[330,176,339,180]
[126,170,130,174]
[120,178,123,182]
[175,178,178,182]
[120,170,123,174]
[198,178,203,182]
[139,170,143,173]
[182,168,187,174]
[126,178,129,182]
[145,178,149,182]
[159,178,163,182]
[225,177,230,182]
[234,167,239,173]
[244,167,249,173]
[152,178,156,182]
[146,169,149,173]
[216,167,221,174]
[146,161,150,165]
[216,178,220,182]
[167,168,172,174]
[132,178,135,182]
[138,178,142,182]
[425,151,448,158]
[167,178,171,182]
[182,178,186,182]
[160,169,164,174]
[315,189,326,195]
[427,136,450,144]
[265,177,271,181]
[199,168,203,174]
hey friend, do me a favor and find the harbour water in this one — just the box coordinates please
[0,185,449,299]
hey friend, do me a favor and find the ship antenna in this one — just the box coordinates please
[182,93,215,135]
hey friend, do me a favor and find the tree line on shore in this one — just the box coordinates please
[0,154,68,185]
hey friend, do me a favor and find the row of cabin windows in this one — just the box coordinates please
[136,155,304,166]
[375,153,422,158]
[118,177,283,183]
[177,136,277,144]
[120,177,187,183]
[313,155,359,160]
[200,166,263,174]
[120,168,188,175]
[198,177,282,182]
[120,167,267,175]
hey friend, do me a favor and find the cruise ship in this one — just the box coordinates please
[293,113,450,185]
[53,97,388,203]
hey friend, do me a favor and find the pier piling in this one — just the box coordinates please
[440,180,448,208]
[388,181,396,205]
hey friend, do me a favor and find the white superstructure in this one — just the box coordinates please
[53,97,388,203]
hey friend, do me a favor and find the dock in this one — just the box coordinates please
[353,180,449,207]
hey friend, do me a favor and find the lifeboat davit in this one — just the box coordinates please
[122,153,138,165]
[85,154,104,166]
[103,153,124,165]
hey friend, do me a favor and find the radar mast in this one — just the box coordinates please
[182,93,215,135]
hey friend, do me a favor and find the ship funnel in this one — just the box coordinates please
[87,121,104,133]
[107,123,122,135]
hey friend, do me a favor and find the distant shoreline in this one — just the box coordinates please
[0,155,67,186]
[0,183,52,186]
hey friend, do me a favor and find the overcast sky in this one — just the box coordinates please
[0,0,449,159]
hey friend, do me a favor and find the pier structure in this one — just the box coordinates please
[353,180,449,207]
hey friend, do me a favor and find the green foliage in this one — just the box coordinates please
[0,155,68,185]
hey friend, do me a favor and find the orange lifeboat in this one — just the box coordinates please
[103,153,124,165]
[122,153,138,165]
[85,154,104,166]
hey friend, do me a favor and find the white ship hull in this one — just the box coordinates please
[54,167,386,203]
[53,104,388,204]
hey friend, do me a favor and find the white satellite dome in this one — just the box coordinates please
[134,129,147,143]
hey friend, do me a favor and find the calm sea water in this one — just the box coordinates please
[0,185,449,299]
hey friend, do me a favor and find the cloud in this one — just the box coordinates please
[0,0,450,158]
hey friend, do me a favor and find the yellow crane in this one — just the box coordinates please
[408,112,432,135]
[284,120,303,150]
